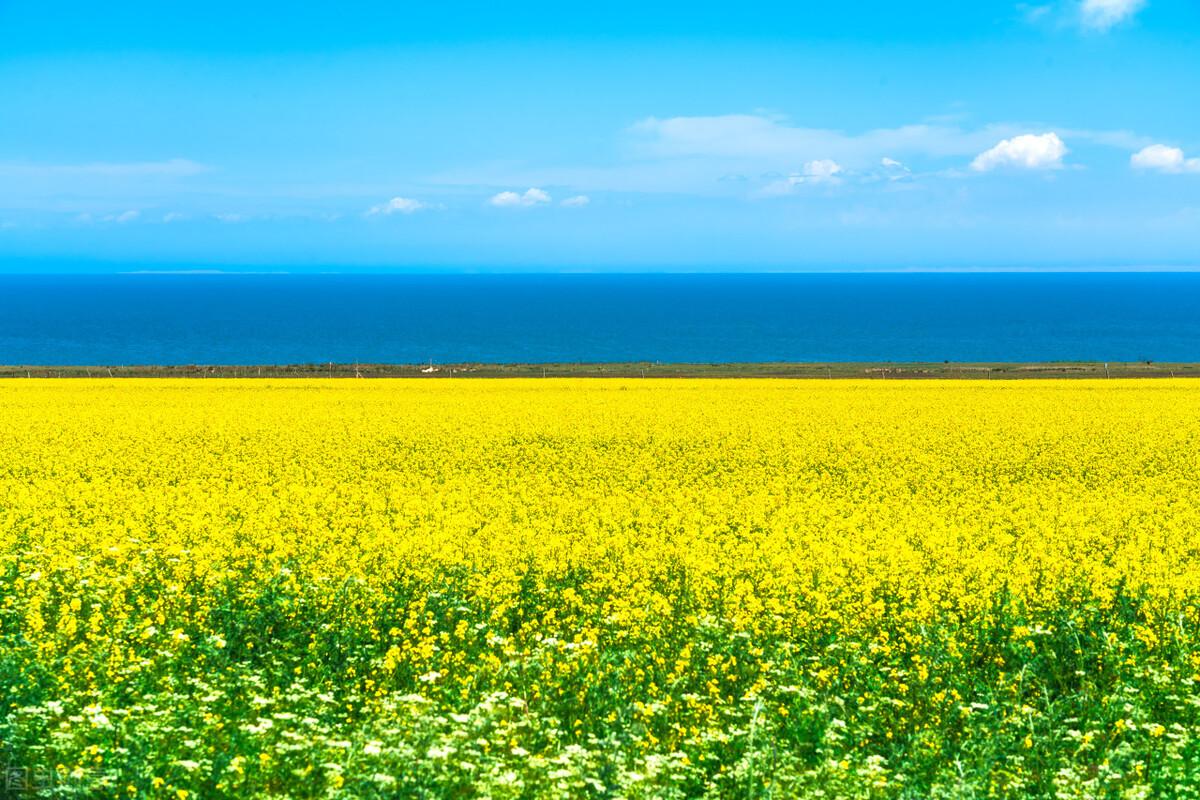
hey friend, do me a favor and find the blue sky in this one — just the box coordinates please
[1,0,1198,271]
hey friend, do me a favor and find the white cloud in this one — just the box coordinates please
[880,157,912,181]
[758,159,844,196]
[629,115,1029,165]
[113,210,140,223]
[755,179,797,198]
[488,191,523,207]
[489,188,552,207]
[162,212,188,223]
[1131,144,1200,174]
[367,196,431,216]
[970,133,1067,171]
[803,159,843,182]
[215,213,246,223]
[561,195,590,207]
[431,116,1146,196]
[1080,0,1145,30]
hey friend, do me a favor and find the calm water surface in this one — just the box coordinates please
[2,273,1198,364]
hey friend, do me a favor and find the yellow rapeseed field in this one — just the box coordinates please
[2,379,1199,798]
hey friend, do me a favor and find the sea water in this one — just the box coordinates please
[2,273,1198,365]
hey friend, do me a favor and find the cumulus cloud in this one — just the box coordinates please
[561,195,590,207]
[1131,144,1200,174]
[430,115,1150,195]
[758,159,844,196]
[488,191,522,207]
[489,188,551,207]
[1080,0,1145,30]
[801,158,840,181]
[367,196,431,216]
[970,133,1067,172]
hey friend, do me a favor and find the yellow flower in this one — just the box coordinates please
[3,378,1199,792]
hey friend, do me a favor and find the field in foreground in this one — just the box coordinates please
[2,380,1199,799]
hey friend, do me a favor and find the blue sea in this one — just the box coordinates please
[2,273,1199,365]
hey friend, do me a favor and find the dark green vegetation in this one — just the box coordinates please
[1,361,1198,379]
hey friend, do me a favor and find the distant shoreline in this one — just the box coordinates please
[3,362,1198,379]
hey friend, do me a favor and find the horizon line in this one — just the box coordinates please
[0,266,1197,276]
